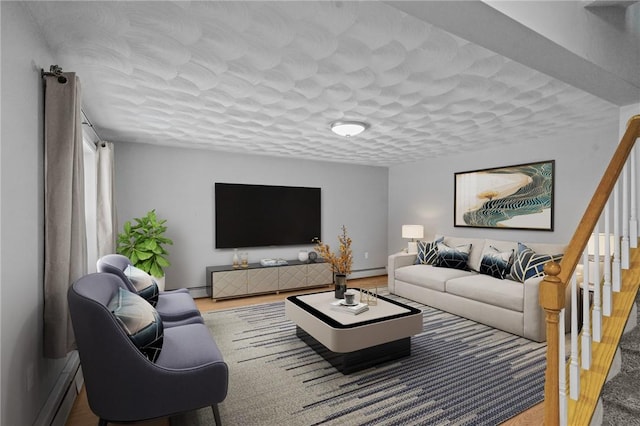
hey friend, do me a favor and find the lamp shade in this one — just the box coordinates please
[402,225,424,239]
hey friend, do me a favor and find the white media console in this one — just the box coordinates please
[206,259,333,299]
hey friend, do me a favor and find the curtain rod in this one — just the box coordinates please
[81,110,102,146]
[42,65,103,145]
[41,64,67,83]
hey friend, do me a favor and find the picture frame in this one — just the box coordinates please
[454,160,554,231]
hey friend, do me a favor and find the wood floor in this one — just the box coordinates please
[65,275,542,426]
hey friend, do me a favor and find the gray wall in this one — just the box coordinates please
[388,120,621,254]
[114,143,389,290]
[0,3,66,425]
[0,3,634,423]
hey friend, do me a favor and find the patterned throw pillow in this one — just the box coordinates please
[108,288,164,362]
[415,237,444,265]
[436,242,472,271]
[508,242,563,283]
[125,265,160,306]
[479,246,514,279]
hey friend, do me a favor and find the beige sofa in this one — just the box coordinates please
[388,235,568,342]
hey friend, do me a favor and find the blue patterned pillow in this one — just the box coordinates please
[108,288,164,362]
[125,265,160,307]
[479,246,514,279]
[437,242,471,270]
[415,237,444,265]
[508,242,563,283]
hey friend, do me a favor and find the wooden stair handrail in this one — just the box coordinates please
[540,114,640,425]
[558,115,640,284]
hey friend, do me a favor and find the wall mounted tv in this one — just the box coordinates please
[215,183,321,249]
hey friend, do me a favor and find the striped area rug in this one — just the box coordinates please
[171,292,546,426]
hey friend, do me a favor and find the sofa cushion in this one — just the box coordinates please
[446,275,524,312]
[479,246,514,279]
[415,237,443,265]
[437,242,471,271]
[395,264,473,292]
[484,239,566,258]
[483,239,518,254]
[508,242,564,283]
[437,235,486,271]
[523,242,567,256]
[125,264,160,307]
[108,287,164,362]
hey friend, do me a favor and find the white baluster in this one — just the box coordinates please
[603,201,612,316]
[613,181,622,292]
[631,146,638,248]
[582,249,592,370]
[622,162,630,269]
[592,224,602,342]
[570,272,580,400]
[559,306,567,426]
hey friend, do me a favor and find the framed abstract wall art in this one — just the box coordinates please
[454,160,554,231]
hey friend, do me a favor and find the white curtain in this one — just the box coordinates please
[97,141,117,256]
[43,72,87,358]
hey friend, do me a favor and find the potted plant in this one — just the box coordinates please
[117,209,173,291]
[313,225,353,299]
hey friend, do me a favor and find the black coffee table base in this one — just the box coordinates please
[296,326,411,374]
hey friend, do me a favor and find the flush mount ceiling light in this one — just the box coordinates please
[330,121,369,137]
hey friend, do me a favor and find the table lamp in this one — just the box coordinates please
[402,225,424,254]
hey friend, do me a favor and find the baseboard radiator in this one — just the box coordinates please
[34,350,84,426]
[349,266,386,279]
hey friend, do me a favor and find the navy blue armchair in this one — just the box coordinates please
[68,272,228,425]
[97,254,203,327]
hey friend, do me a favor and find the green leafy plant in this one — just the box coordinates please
[116,209,173,278]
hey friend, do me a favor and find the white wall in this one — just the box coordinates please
[620,104,640,135]
[388,121,620,254]
[0,3,67,425]
[114,143,389,290]
[388,1,639,106]
[620,104,640,237]
[484,1,640,91]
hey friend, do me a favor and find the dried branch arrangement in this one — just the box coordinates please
[313,225,353,275]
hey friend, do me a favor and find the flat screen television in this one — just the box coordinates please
[215,183,321,248]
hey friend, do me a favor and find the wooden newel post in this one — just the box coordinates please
[539,261,564,426]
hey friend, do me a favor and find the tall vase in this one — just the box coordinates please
[232,249,240,269]
[334,274,347,299]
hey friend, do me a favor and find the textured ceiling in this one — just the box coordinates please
[26,1,618,166]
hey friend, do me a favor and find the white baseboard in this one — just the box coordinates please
[187,286,210,299]
[624,303,638,334]
[34,350,83,426]
[590,398,603,426]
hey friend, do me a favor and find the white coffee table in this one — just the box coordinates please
[285,289,423,373]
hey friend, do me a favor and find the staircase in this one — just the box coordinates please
[539,115,640,425]
[601,289,640,425]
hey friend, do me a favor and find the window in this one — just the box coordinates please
[83,134,97,272]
